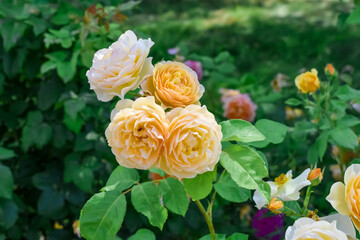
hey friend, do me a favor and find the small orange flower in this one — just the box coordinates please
[308,168,323,181]
[325,64,335,75]
[268,197,284,214]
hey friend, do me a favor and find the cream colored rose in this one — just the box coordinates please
[87,30,154,101]
[141,61,204,108]
[105,96,167,169]
[326,164,360,232]
[285,215,354,240]
[157,105,222,179]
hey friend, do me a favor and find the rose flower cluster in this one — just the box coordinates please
[87,30,222,179]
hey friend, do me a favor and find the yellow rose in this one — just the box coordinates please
[141,61,204,108]
[158,105,222,179]
[105,96,167,169]
[87,30,154,101]
[326,164,360,232]
[294,69,320,93]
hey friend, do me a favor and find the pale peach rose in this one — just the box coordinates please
[87,30,154,101]
[326,164,360,232]
[141,61,204,108]
[221,91,257,122]
[158,105,222,179]
[285,215,355,240]
[294,68,320,94]
[105,97,167,169]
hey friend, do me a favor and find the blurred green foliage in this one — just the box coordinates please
[1,0,360,239]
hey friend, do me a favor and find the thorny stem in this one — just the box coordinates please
[195,200,216,240]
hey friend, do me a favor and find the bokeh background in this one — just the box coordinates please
[1,0,359,239]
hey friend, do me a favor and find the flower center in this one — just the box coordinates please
[274,173,290,186]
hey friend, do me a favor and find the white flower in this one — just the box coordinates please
[253,169,311,209]
[285,214,356,240]
[87,30,154,101]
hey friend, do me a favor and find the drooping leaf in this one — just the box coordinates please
[220,145,268,191]
[183,171,214,200]
[220,119,265,142]
[214,173,251,203]
[159,177,189,216]
[131,182,168,229]
[80,190,127,240]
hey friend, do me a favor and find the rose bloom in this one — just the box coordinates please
[87,30,154,101]
[184,60,203,80]
[141,61,204,108]
[326,164,360,232]
[308,168,323,181]
[285,214,356,240]
[105,96,167,169]
[294,68,320,94]
[157,105,222,179]
[223,93,257,122]
[253,169,311,209]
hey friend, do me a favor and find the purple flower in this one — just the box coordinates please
[185,60,203,80]
[252,209,284,240]
[167,47,179,55]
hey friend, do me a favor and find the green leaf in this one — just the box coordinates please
[227,233,248,240]
[200,234,226,240]
[330,127,358,150]
[220,119,265,142]
[38,189,64,216]
[38,79,61,111]
[220,145,268,190]
[335,85,360,102]
[158,178,189,216]
[40,61,57,74]
[183,171,214,200]
[250,119,288,148]
[337,115,360,128]
[131,182,168,229]
[0,147,16,160]
[103,166,139,192]
[315,131,330,161]
[0,20,27,51]
[127,229,155,240]
[347,6,360,24]
[80,190,127,240]
[26,111,43,126]
[349,158,360,166]
[0,164,13,199]
[73,166,94,193]
[214,173,250,203]
[0,200,18,230]
[285,98,302,106]
[256,181,271,204]
[35,123,53,149]
[149,167,167,177]
[307,143,318,166]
